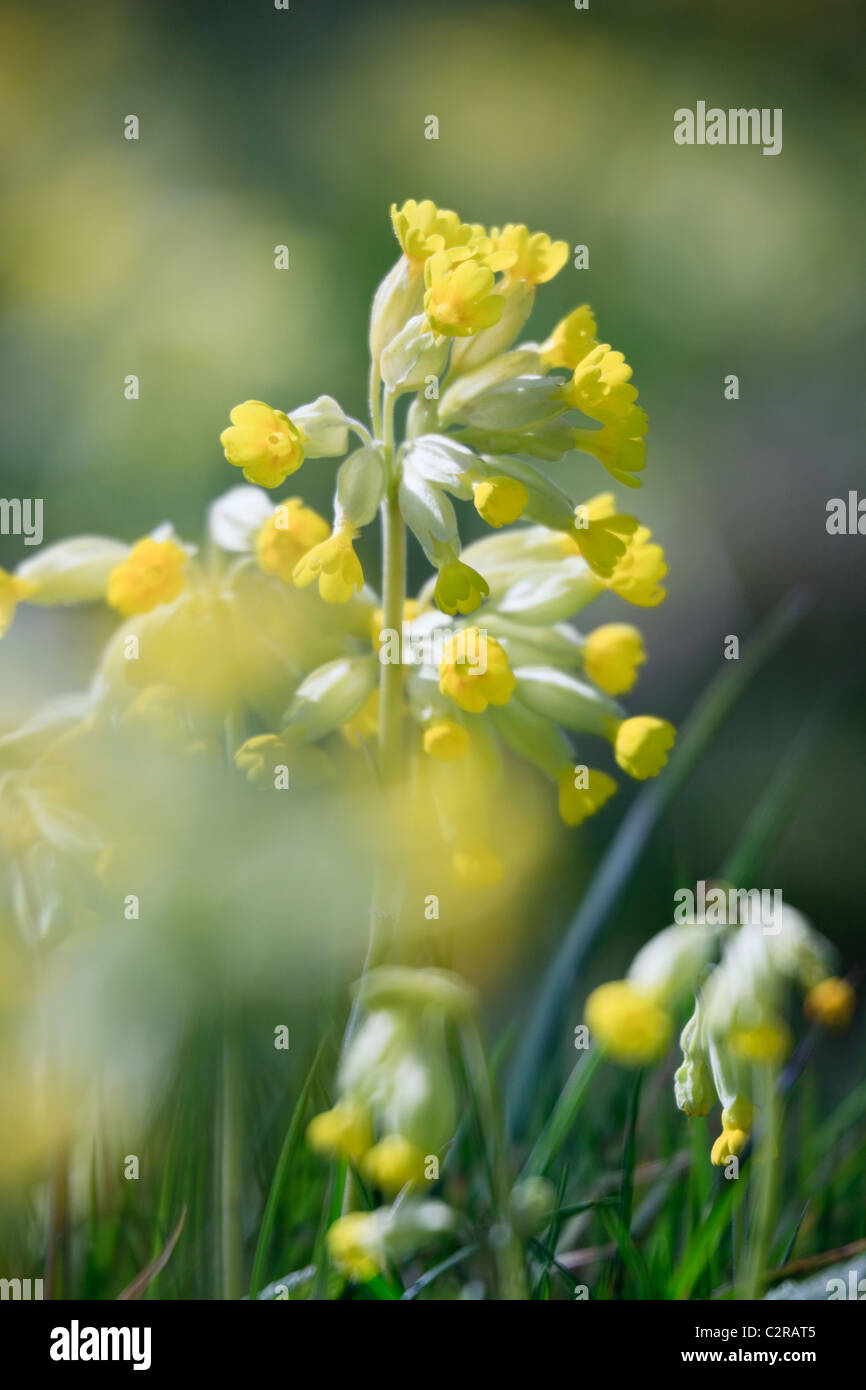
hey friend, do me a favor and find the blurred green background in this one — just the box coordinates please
[1,0,863,975]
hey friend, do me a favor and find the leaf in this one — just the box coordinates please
[116,1208,186,1300]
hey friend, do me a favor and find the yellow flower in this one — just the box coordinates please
[573,404,648,489]
[256,498,330,582]
[391,199,474,271]
[564,344,639,421]
[584,624,645,696]
[433,559,489,616]
[452,842,504,889]
[362,1135,426,1195]
[710,1124,750,1166]
[306,1101,373,1163]
[605,525,667,607]
[472,476,529,528]
[492,224,569,285]
[0,569,34,637]
[556,765,618,827]
[584,979,672,1065]
[292,522,364,603]
[327,1212,385,1283]
[563,491,640,578]
[804,976,855,1030]
[106,538,187,617]
[613,715,676,780]
[341,689,380,749]
[722,1096,754,1132]
[424,249,505,338]
[540,305,598,370]
[423,719,469,761]
[439,629,515,714]
[729,1020,792,1065]
[220,400,306,489]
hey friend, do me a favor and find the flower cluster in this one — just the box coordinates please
[206,198,676,870]
[583,900,855,1162]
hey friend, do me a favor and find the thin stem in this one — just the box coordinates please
[220,1029,243,1299]
[340,389,403,1058]
[369,360,383,441]
[462,1022,528,1300]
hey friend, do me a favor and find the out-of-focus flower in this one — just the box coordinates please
[439,630,515,714]
[556,765,617,827]
[306,1100,374,1163]
[803,976,855,1029]
[585,980,673,1065]
[326,1211,384,1282]
[423,718,469,762]
[106,537,187,617]
[362,1134,426,1195]
[256,499,331,582]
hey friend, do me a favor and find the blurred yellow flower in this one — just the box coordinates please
[362,1134,426,1195]
[256,499,330,583]
[556,765,617,827]
[220,400,306,489]
[306,1100,373,1163]
[326,1211,383,1283]
[585,979,672,1065]
[804,976,855,1029]
[439,630,515,714]
[729,1019,792,1065]
[423,719,469,761]
[106,537,187,617]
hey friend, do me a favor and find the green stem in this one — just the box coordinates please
[340,390,403,1056]
[462,1023,528,1300]
[220,1030,243,1299]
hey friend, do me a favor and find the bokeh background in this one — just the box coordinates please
[1,0,863,1047]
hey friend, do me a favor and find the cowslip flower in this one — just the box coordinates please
[292,521,364,603]
[423,248,506,338]
[106,537,187,617]
[492,224,569,286]
[610,714,676,779]
[255,498,331,583]
[439,629,516,714]
[220,400,306,488]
